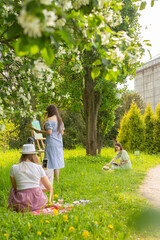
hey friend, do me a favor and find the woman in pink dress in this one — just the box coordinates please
[8,144,52,212]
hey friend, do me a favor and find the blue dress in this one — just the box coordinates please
[44,120,64,169]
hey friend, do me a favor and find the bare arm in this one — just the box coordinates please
[106,157,117,166]
[10,176,17,190]
[34,129,52,135]
[41,176,52,191]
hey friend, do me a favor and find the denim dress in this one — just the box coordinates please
[44,121,64,169]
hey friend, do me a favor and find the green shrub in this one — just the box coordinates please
[0,119,19,152]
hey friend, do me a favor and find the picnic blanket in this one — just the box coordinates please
[31,200,91,215]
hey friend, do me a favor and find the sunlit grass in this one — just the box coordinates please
[0,147,160,239]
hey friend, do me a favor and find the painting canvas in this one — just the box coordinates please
[31,120,43,139]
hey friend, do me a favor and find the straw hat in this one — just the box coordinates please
[20,144,38,154]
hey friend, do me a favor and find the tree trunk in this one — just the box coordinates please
[83,67,101,156]
[97,131,104,155]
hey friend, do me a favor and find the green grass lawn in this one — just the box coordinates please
[0,147,160,240]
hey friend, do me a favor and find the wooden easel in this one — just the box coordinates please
[30,120,46,162]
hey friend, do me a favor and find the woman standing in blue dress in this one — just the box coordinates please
[34,104,64,182]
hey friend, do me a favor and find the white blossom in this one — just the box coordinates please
[0,124,5,131]
[114,47,125,61]
[52,92,55,97]
[49,82,55,89]
[56,18,66,27]
[101,31,110,45]
[43,10,57,27]
[40,0,52,5]
[19,87,24,93]
[0,106,4,116]
[113,66,118,72]
[18,9,44,38]
[73,0,90,10]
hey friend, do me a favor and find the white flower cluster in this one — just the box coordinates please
[71,64,83,73]
[40,0,52,5]
[18,10,44,38]
[73,0,90,10]
[101,31,111,45]
[32,59,53,79]
[55,0,72,11]
[18,6,66,37]
[55,46,66,58]
[43,10,57,27]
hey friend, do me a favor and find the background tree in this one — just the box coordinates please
[0,119,19,152]
[117,103,144,152]
[0,0,145,155]
[116,113,129,149]
[153,102,160,153]
[105,91,146,146]
[143,103,154,154]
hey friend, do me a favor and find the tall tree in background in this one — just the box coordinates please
[143,103,154,154]
[117,103,144,151]
[153,103,160,153]
[105,91,146,146]
[0,0,145,155]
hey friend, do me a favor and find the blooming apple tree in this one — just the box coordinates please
[0,0,145,154]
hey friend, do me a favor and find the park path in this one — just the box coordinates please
[139,165,160,208]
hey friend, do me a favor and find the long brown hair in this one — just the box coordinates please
[114,143,123,152]
[19,154,40,164]
[46,104,63,133]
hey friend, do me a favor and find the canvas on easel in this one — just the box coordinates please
[30,120,46,161]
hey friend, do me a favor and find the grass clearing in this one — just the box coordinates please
[0,147,160,239]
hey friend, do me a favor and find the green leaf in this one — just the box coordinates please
[93,59,101,66]
[140,1,147,10]
[14,38,29,56]
[105,74,110,81]
[41,47,54,65]
[151,0,154,7]
[91,67,101,79]
[30,45,39,55]
[7,23,21,39]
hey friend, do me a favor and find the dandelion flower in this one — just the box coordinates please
[45,220,50,223]
[94,221,98,224]
[115,186,118,188]
[54,194,58,198]
[81,172,84,175]
[108,224,113,229]
[28,224,31,229]
[82,230,89,238]
[4,233,7,238]
[53,209,58,216]
[63,215,68,222]
[37,231,42,236]
[69,226,75,232]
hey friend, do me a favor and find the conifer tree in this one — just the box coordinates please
[153,103,160,153]
[117,103,144,151]
[117,114,129,150]
[143,103,154,153]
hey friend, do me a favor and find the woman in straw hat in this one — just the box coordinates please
[8,144,52,212]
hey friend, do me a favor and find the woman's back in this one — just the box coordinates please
[10,162,46,190]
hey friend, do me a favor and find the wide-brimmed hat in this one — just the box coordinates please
[20,144,38,154]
